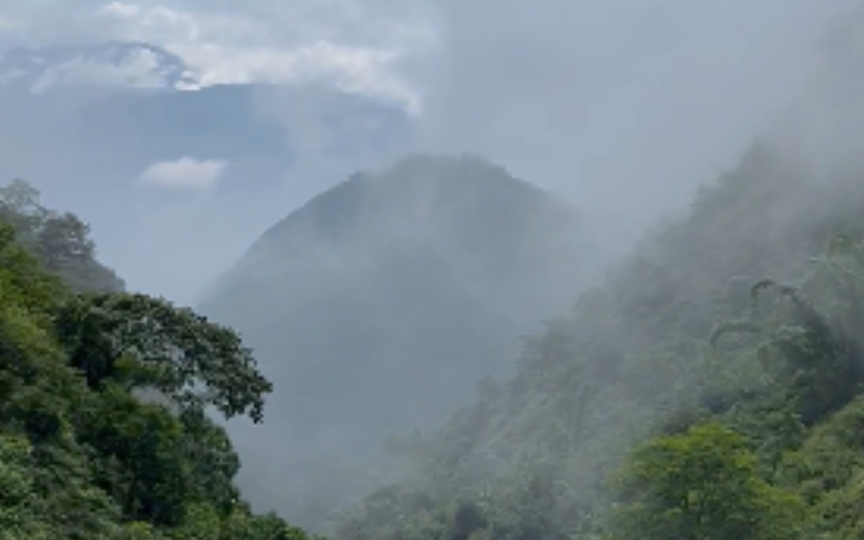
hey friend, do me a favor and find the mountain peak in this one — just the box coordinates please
[198,154,597,528]
[256,153,574,250]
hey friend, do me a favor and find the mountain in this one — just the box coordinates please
[329,12,864,538]
[0,40,415,298]
[325,153,864,540]
[198,153,600,530]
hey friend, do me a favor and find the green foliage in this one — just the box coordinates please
[0,206,316,539]
[222,510,326,540]
[0,179,123,293]
[712,235,864,425]
[336,143,864,540]
[13,144,864,540]
[0,433,52,540]
[75,386,190,525]
[54,292,272,422]
[609,423,805,540]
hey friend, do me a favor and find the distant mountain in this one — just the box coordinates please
[0,41,199,93]
[198,153,600,531]
[0,42,414,290]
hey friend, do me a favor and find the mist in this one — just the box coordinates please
[417,2,855,233]
[0,1,853,300]
[199,153,600,530]
[205,2,864,533]
[1,1,864,539]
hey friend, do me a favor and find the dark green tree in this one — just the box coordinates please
[54,292,272,423]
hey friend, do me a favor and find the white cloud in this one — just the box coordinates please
[171,41,421,113]
[30,47,179,91]
[96,2,250,44]
[92,2,429,112]
[138,157,228,190]
[0,1,435,112]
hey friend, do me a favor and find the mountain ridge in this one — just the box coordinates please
[198,153,599,531]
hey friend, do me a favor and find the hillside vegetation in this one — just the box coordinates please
[0,180,320,539]
[7,59,864,540]
[332,143,864,540]
[0,179,123,293]
[6,147,864,540]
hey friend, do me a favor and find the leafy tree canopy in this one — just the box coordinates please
[0,190,315,539]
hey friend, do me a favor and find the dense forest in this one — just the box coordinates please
[4,2,864,539]
[0,180,321,538]
[6,144,864,539]
[328,143,864,539]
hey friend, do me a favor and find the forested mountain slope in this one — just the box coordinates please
[0,179,123,293]
[329,15,864,537]
[0,180,320,540]
[332,140,864,539]
[199,153,599,530]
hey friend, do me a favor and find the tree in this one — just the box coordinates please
[710,235,864,425]
[35,213,95,270]
[0,434,51,540]
[54,292,272,423]
[0,192,315,539]
[0,179,46,232]
[178,408,242,514]
[73,386,190,525]
[608,422,804,540]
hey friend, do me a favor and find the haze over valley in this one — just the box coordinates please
[199,153,600,526]
[0,1,854,304]
[4,2,864,540]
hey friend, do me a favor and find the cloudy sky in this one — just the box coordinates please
[0,0,859,304]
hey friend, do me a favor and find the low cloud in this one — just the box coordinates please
[138,157,228,189]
